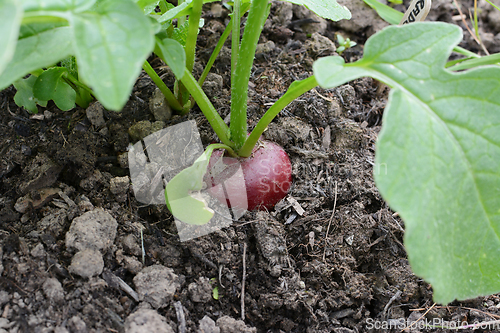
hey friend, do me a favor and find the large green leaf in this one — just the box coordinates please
[0,26,73,90]
[283,0,351,21]
[313,22,500,304]
[22,0,95,12]
[69,0,154,110]
[0,0,23,76]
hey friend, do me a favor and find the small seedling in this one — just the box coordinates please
[335,34,356,55]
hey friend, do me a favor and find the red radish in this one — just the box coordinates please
[205,141,292,211]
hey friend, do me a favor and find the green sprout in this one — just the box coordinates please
[335,34,357,55]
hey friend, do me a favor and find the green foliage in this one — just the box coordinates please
[13,76,47,114]
[212,286,219,300]
[314,22,500,304]
[284,0,351,21]
[336,34,356,55]
[155,38,186,79]
[33,67,76,111]
[363,0,401,24]
[0,27,74,91]
[0,0,22,76]
[0,0,155,111]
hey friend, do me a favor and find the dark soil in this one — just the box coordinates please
[1,0,500,332]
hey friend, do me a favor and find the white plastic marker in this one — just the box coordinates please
[400,0,432,25]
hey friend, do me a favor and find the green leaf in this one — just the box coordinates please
[165,145,218,225]
[157,1,191,23]
[212,286,219,300]
[22,0,96,12]
[33,67,75,111]
[156,38,186,79]
[136,0,160,14]
[0,0,23,76]
[19,21,69,39]
[363,0,404,24]
[0,26,73,90]
[170,20,189,46]
[363,0,401,25]
[13,75,48,114]
[282,0,351,21]
[314,22,500,304]
[70,0,155,111]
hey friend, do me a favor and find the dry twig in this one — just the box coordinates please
[241,242,247,321]
[323,181,338,262]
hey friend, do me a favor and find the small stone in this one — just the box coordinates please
[334,120,364,150]
[21,144,31,156]
[43,110,53,120]
[122,234,141,256]
[69,248,104,278]
[110,176,130,202]
[334,0,388,36]
[123,256,143,275]
[77,194,94,212]
[293,5,327,35]
[79,169,104,192]
[128,121,165,142]
[188,277,212,303]
[216,316,257,333]
[65,209,117,252]
[118,152,129,169]
[68,315,87,333]
[86,102,106,128]
[42,278,65,302]
[0,291,10,306]
[54,327,69,333]
[272,1,293,26]
[124,309,174,333]
[255,41,276,54]
[202,73,223,100]
[149,88,172,122]
[133,265,181,308]
[198,316,220,333]
[31,243,45,258]
[306,32,336,57]
[336,84,356,110]
[19,154,62,194]
[210,3,224,18]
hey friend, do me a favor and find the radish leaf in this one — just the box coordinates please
[0,0,23,76]
[283,0,351,21]
[70,0,154,111]
[33,67,76,111]
[0,27,73,90]
[155,38,186,79]
[314,22,500,304]
[13,76,48,113]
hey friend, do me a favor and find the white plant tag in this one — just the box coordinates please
[400,0,432,25]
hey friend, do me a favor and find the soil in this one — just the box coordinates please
[1,0,500,332]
